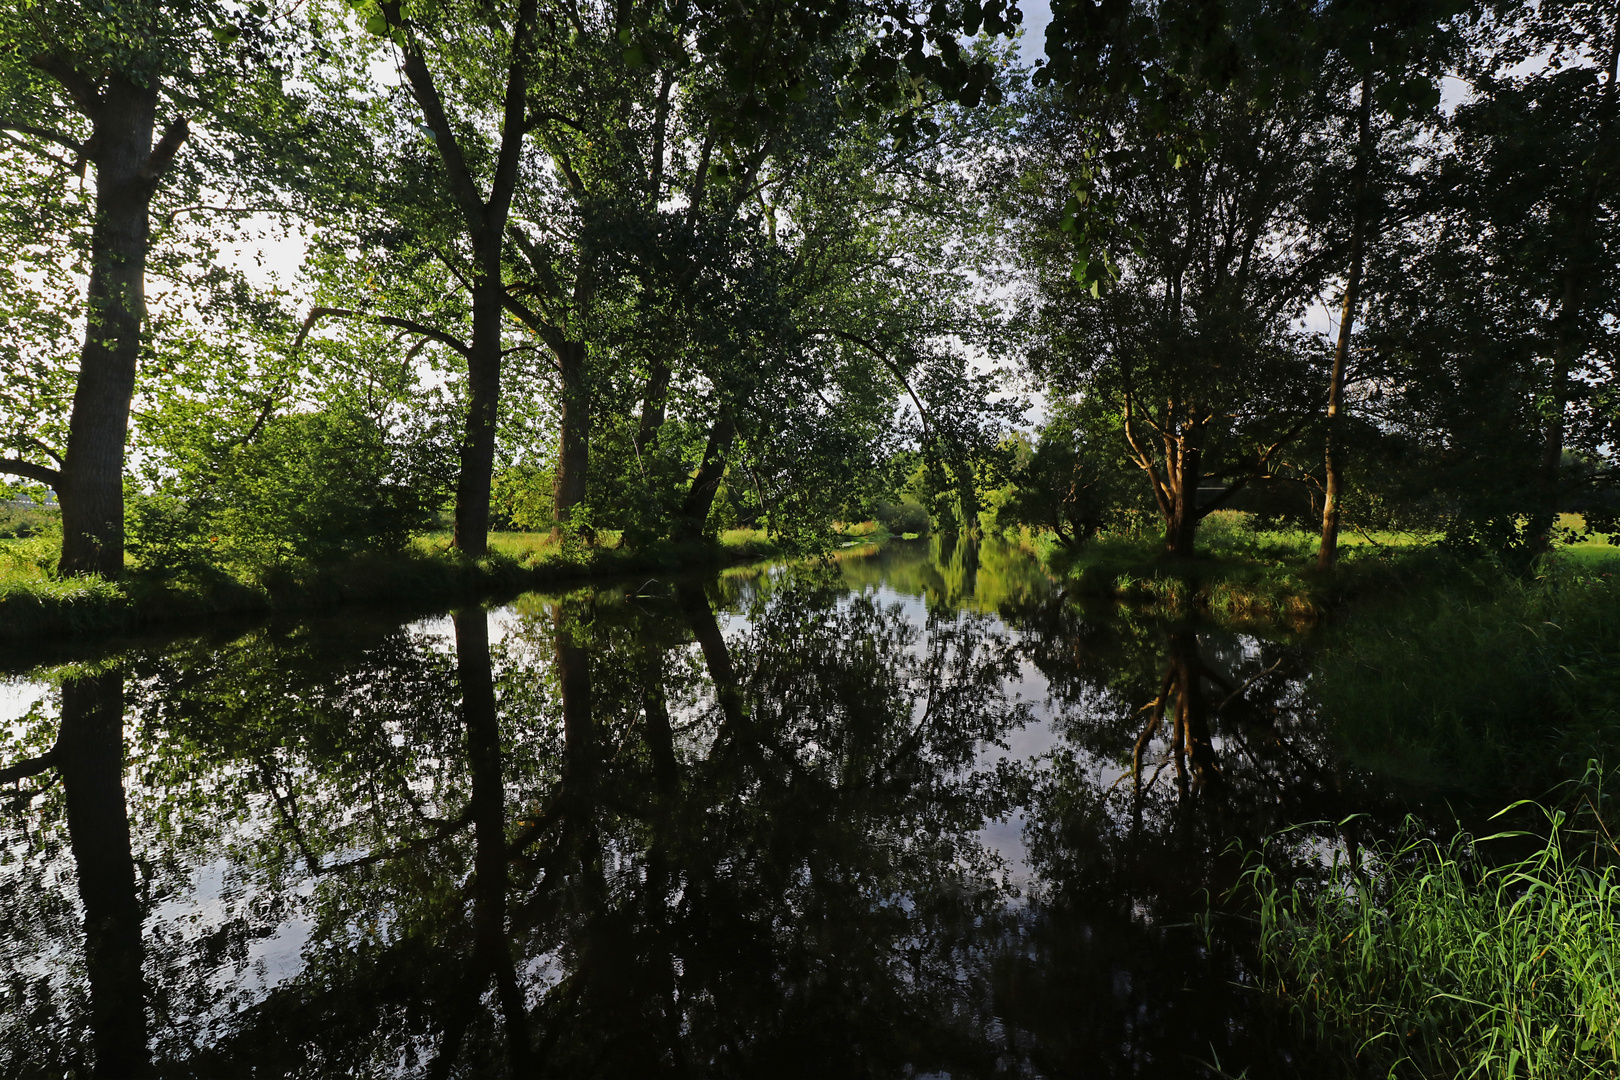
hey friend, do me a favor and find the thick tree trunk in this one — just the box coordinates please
[57,670,151,1078]
[1318,70,1374,572]
[57,80,178,578]
[453,270,505,556]
[635,359,671,453]
[453,610,533,1071]
[676,411,735,538]
[551,339,591,534]
[1163,439,1201,558]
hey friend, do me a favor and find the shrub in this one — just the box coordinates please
[130,405,453,574]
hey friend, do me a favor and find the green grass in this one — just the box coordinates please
[0,527,789,641]
[1247,793,1620,1079]
[1313,559,1620,795]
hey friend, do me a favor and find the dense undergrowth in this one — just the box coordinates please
[1248,786,1620,1080]
[1312,560,1620,796]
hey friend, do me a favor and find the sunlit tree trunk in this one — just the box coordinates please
[1318,70,1374,572]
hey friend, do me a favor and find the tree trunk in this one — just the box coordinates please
[57,670,151,1078]
[551,339,591,535]
[1532,271,1582,550]
[453,609,533,1071]
[1318,69,1374,572]
[635,359,672,453]
[57,80,178,578]
[676,411,735,538]
[453,268,505,556]
[1164,437,1201,558]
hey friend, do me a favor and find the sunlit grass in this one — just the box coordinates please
[1248,795,1620,1079]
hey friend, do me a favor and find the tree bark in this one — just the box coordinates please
[634,359,672,453]
[1163,433,1201,558]
[551,339,591,534]
[1318,69,1374,572]
[676,410,736,538]
[57,670,152,1078]
[453,268,505,555]
[53,72,185,578]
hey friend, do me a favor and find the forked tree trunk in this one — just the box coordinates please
[52,72,186,578]
[1318,69,1374,572]
[1163,438,1201,558]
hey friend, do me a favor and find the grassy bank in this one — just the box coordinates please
[1033,512,1619,626]
[0,527,785,641]
[1247,793,1620,1079]
[1312,561,1620,795]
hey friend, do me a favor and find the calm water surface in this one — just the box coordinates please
[1,538,1421,1078]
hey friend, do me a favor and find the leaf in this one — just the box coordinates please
[364,12,389,35]
[623,45,645,67]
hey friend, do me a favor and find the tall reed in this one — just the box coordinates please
[1247,796,1620,1078]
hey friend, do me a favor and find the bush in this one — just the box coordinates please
[130,405,453,574]
[872,498,930,536]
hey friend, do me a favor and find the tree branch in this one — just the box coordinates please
[295,306,472,359]
[0,458,61,487]
[0,119,84,154]
[29,56,102,117]
[139,116,189,182]
[381,1,488,236]
[0,748,56,785]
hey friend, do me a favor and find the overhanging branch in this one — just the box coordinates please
[294,306,472,360]
[0,458,61,487]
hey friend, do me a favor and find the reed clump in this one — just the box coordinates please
[1247,796,1620,1079]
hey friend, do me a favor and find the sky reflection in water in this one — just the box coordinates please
[0,538,1412,1078]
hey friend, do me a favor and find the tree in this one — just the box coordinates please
[1013,70,1327,557]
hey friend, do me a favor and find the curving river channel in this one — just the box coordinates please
[1,538,1426,1078]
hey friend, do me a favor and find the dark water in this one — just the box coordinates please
[1,538,1419,1078]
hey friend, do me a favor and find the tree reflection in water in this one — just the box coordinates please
[0,543,1414,1077]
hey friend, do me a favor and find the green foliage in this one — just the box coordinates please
[871,498,930,536]
[130,404,453,575]
[993,402,1149,546]
[490,464,557,533]
[1248,793,1620,1079]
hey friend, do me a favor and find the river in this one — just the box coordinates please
[0,537,1427,1077]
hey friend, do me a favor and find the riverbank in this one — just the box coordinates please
[0,528,787,642]
[1032,514,1619,627]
